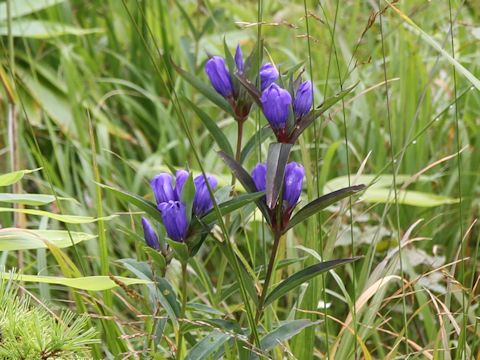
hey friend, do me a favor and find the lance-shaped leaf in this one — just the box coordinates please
[167,239,189,263]
[234,73,262,107]
[283,184,365,233]
[264,257,361,307]
[260,320,319,351]
[185,330,231,360]
[290,83,357,143]
[173,62,233,115]
[184,98,233,156]
[0,193,56,206]
[181,172,195,224]
[0,168,40,187]
[99,183,162,223]
[218,150,270,223]
[0,273,151,291]
[266,143,292,209]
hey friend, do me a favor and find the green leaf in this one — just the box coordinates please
[264,257,361,306]
[266,143,292,209]
[323,175,458,207]
[0,169,39,187]
[119,259,180,325]
[167,239,189,263]
[0,229,95,251]
[0,273,151,291]
[0,20,102,38]
[218,150,270,223]
[0,207,116,224]
[285,185,365,232]
[99,183,162,223]
[185,98,234,157]
[173,63,233,115]
[185,330,231,360]
[363,188,459,207]
[0,0,65,21]
[0,193,56,206]
[290,83,357,142]
[144,247,167,272]
[199,191,265,225]
[181,172,195,224]
[260,320,318,351]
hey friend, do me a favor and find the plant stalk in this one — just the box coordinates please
[176,262,188,359]
[249,230,282,345]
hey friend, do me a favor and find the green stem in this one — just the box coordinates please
[177,262,188,359]
[250,231,281,343]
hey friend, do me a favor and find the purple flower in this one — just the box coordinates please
[283,162,305,208]
[205,56,234,97]
[251,163,267,192]
[251,162,304,210]
[294,81,313,118]
[141,217,160,250]
[235,44,244,73]
[260,83,292,130]
[259,63,279,91]
[174,170,189,200]
[151,173,175,204]
[151,171,187,204]
[193,174,218,216]
[158,201,189,242]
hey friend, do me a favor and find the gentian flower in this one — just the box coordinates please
[260,83,292,131]
[259,63,279,91]
[251,161,305,213]
[141,217,160,250]
[293,81,313,118]
[205,56,234,97]
[283,162,305,209]
[149,171,218,243]
[193,174,218,216]
[235,44,244,73]
[158,201,189,242]
[251,163,267,192]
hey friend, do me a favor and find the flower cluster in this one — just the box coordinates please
[142,171,217,247]
[205,44,313,143]
[261,80,313,142]
[252,162,305,230]
[205,45,279,122]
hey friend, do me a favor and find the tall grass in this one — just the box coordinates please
[0,0,479,358]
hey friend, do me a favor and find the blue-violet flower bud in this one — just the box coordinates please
[294,81,313,118]
[205,56,233,97]
[158,201,189,242]
[259,63,279,91]
[283,162,305,208]
[193,174,218,216]
[235,44,244,73]
[260,83,292,130]
[251,163,267,192]
[141,217,160,250]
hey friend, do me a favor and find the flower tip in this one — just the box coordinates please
[141,217,160,251]
[205,56,233,97]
